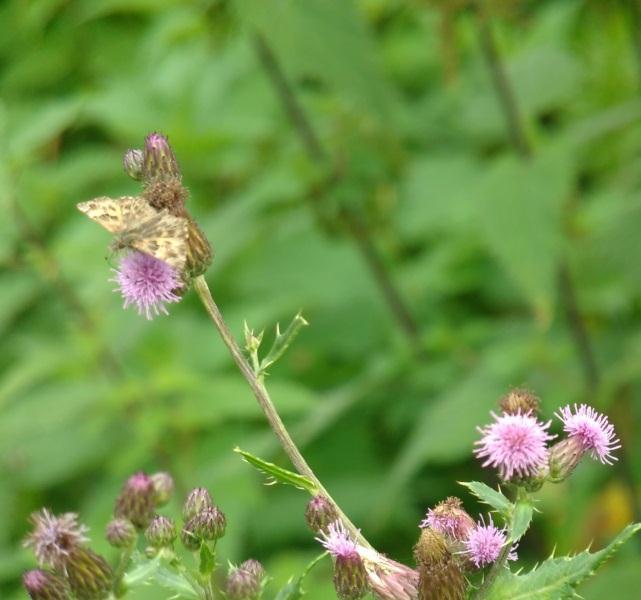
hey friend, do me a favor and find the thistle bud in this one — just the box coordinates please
[151,472,174,507]
[114,472,156,530]
[192,505,226,541]
[183,487,213,520]
[499,388,540,416]
[142,132,181,183]
[180,517,202,552]
[225,561,265,600]
[22,569,70,600]
[145,515,176,548]
[65,547,113,600]
[548,436,584,482]
[414,528,449,568]
[414,529,465,600]
[420,497,475,542]
[105,518,136,548]
[123,149,144,180]
[306,495,339,533]
[333,553,369,600]
[184,216,213,278]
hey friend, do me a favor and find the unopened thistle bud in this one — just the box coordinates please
[142,132,181,183]
[183,487,213,520]
[105,518,136,548]
[114,472,156,530]
[123,149,144,180]
[151,472,175,506]
[192,505,226,541]
[420,497,475,542]
[414,529,465,600]
[180,517,202,552]
[22,569,70,600]
[65,547,113,600]
[145,515,176,548]
[548,436,584,482]
[225,561,265,600]
[306,495,339,533]
[500,388,540,416]
[317,521,368,600]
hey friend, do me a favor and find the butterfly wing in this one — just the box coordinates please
[77,196,157,234]
[129,212,189,271]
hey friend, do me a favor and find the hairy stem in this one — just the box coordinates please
[252,32,425,358]
[193,275,371,549]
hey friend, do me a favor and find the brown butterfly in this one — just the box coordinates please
[77,195,188,271]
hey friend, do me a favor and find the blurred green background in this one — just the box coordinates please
[2,0,641,597]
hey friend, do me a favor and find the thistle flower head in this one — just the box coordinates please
[192,505,227,541]
[225,560,265,600]
[151,472,175,506]
[114,471,156,530]
[555,404,621,465]
[22,569,71,600]
[24,509,89,571]
[65,547,113,599]
[145,515,177,548]
[462,516,516,569]
[357,547,419,600]
[105,518,136,549]
[112,252,183,320]
[316,520,359,560]
[306,494,339,533]
[142,132,181,183]
[123,148,144,180]
[183,487,213,520]
[474,411,554,480]
[420,497,475,542]
[499,388,540,416]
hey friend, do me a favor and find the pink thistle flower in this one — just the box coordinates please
[555,404,621,465]
[23,509,89,571]
[474,411,554,480]
[316,520,359,560]
[112,251,182,320]
[462,515,516,568]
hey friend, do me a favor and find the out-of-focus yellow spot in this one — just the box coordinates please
[581,481,635,548]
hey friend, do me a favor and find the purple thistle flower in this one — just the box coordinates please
[23,509,89,571]
[462,515,516,568]
[555,404,621,465]
[316,520,359,560]
[474,411,554,480]
[112,251,182,320]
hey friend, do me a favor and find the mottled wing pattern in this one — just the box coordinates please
[79,195,188,271]
[130,213,189,271]
[76,196,157,234]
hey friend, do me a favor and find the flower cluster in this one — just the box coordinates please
[474,392,620,484]
[23,471,266,600]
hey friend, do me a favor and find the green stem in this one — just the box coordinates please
[472,542,512,600]
[112,545,134,597]
[193,275,371,549]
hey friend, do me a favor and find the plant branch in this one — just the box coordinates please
[252,32,425,359]
[193,275,372,549]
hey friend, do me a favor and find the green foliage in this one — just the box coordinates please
[2,0,641,598]
[488,523,641,600]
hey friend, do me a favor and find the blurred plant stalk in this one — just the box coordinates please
[193,275,372,550]
[252,33,427,361]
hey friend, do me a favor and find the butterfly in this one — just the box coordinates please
[76,195,188,271]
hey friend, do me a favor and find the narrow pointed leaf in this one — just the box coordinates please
[459,481,513,514]
[259,312,308,373]
[235,448,318,494]
[509,500,534,542]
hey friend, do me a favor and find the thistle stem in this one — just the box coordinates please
[193,275,371,549]
[472,542,512,600]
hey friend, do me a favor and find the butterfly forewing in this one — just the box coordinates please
[78,195,188,271]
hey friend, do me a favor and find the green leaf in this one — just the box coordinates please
[234,448,318,494]
[259,312,309,374]
[509,499,534,542]
[123,554,200,599]
[477,146,574,323]
[489,523,641,599]
[459,481,513,515]
[199,543,215,576]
